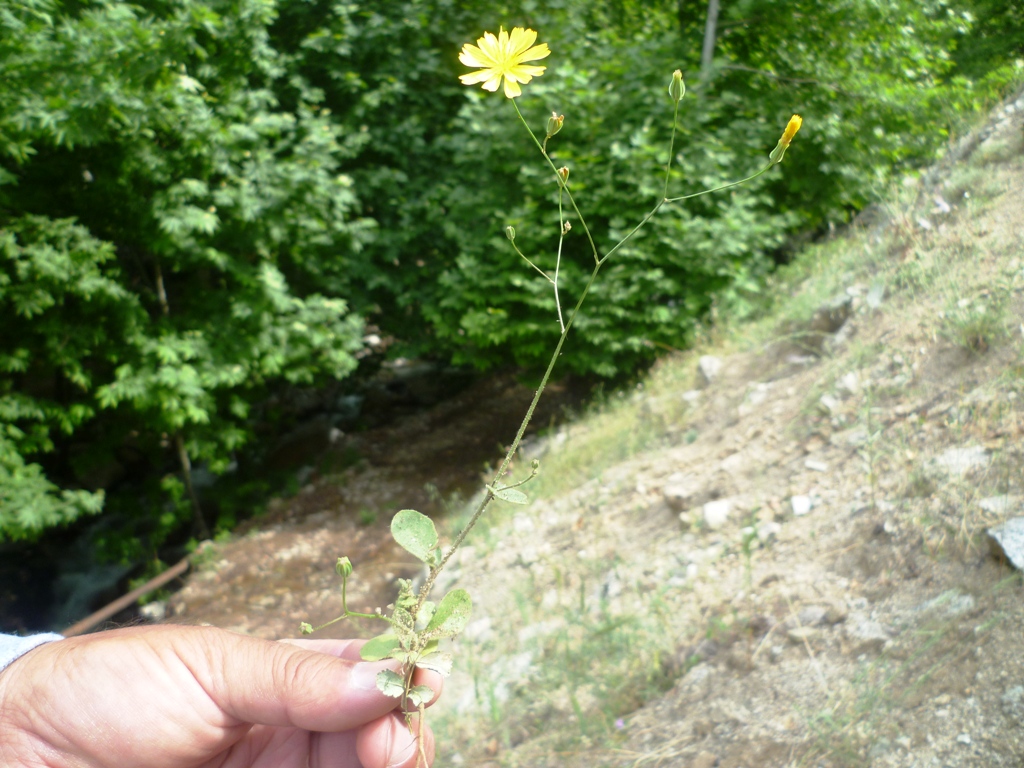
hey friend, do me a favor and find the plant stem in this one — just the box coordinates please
[413,102,779,614]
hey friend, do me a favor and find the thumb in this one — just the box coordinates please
[176,627,402,731]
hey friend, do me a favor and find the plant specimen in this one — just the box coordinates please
[300,25,803,766]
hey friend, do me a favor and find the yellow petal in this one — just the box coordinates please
[517,43,550,63]
[476,30,501,62]
[481,72,503,92]
[458,44,490,68]
[507,64,547,81]
[503,77,522,98]
[508,27,537,55]
[459,69,495,85]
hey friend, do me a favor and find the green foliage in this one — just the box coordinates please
[0,0,368,541]
[317,0,1008,377]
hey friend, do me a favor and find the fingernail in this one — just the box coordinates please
[349,660,393,693]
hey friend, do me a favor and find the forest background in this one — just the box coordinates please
[1,0,1022,610]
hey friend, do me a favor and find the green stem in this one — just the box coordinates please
[663,100,681,201]
[512,100,602,265]
[665,162,773,202]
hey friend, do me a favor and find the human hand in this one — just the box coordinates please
[0,625,440,768]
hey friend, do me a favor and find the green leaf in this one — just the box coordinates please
[376,668,405,699]
[488,484,529,505]
[405,684,436,707]
[360,633,401,661]
[391,509,438,563]
[415,651,453,677]
[425,588,471,638]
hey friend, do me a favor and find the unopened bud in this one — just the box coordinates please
[546,112,564,139]
[505,225,516,241]
[335,556,353,578]
[668,70,685,103]
[299,622,314,635]
[562,221,571,235]
[557,166,569,185]
[769,114,803,165]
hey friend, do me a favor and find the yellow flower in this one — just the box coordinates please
[458,27,550,99]
[780,114,803,146]
[769,114,804,165]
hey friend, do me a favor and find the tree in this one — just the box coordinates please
[0,0,366,546]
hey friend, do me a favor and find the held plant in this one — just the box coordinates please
[301,25,803,762]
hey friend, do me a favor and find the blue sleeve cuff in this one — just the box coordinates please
[0,633,64,673]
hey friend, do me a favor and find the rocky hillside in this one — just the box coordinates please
[166,86,1024,768]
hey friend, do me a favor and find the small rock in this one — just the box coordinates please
[1001,685,1024,725]
[809,293,853,335]
[824,600,849,624]
[703,498,733,529]
[787,626,821,644]
[791,495,814,516]
[804,459,829,472]
[698,355,723,385]
[797,605,829,626]
[846,614,892,652]
[139,601,167,622]
[757,521,782,543]
[934,445,989,476]
[831,427,868,447]
[956,733,972,745]
[980,495,1021,515]
[663,476,700,511]
[682,389,702,403]
[921,590,976,617]
[865,281,887,310]
[819,394,841,413]
[692,751,718,768]
[988,517,1024,571]
[837,371,860,395]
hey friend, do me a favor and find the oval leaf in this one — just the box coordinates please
[425,588,472,638]
[406,684,436,707]
[376,668,406,699]
[415,651,453,677]
[391,509,439,563]
[491,485,528,505]
[360,633,401,661]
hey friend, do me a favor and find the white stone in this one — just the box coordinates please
[698,355,722,384]
[935,445,989,476]
[791,495,814,516]
[988,517,1024,571]
[703,498,733,529]
[838,371,860,394]
[979,495,1021,515]
[819,394,841,413]
[804,459,829,472]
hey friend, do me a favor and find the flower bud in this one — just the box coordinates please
[335,556,353,578]
[546,112,564,139]
[300,622,314,635]
[557,166,570,185]
[505,225,516,241]
[769,114,803,165]
[668,70,685,103]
